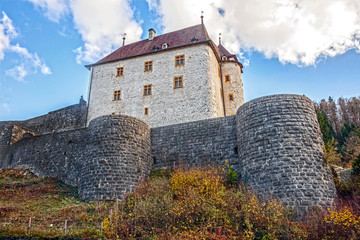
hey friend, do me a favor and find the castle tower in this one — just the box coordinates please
[219,44,244,115]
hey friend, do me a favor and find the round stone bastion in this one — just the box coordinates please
[236,94,337,214]
[78,115,151,200]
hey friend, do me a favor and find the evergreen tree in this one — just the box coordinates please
[352,154,360,175]
[316,110,335,144]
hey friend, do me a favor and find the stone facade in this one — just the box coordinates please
[86,24,243,128]
[0,94,337,212]
[0,97,87,145]
[79,115,151,200]
[222,61,244,115]
[236,95,337,214]
[87,43,227,128]
[151,115,239,171]
[0,128,87,186]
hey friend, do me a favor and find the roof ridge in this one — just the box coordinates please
[218,43,232,57]
[156,24,203,38]
[201,24,211,41]
[90,24,219,67]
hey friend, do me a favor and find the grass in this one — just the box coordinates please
[0,168,114,238]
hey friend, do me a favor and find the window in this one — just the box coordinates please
[175,55,185,66]
[162,43,168,49]
[174,76,183,88]
[144,61,153,72]
[113,90,121,100]
[191,37,198,43]
[144,108,149,116]
[116,67,124,77]
[222,56,227,61]
[143,84,152,96]
[229,94,234,101]
[225,74,230,82]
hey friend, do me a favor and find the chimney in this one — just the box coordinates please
[148,28,156,41]
[122,33,126,46]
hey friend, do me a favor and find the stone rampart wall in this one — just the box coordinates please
[0,94,337,212]
[151,115,239,170]
[0,128,87,186]
[0,99,87,145]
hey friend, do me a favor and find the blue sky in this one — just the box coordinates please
[1,0,359,121]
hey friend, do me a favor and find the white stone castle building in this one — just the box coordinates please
[86,22,244,127]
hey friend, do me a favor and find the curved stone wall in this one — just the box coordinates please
[79,115,151,200]
[236,94,336,213]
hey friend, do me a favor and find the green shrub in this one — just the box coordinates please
[226,167,238,186]
[352,154,360,176]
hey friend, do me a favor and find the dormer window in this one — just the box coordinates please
[162,43,168,49]
[222,56,227,61]
[191,37,198,43]
[152,45,159,51]
[228,57,234,61]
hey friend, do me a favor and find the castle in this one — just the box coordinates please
[0,22,336,214]
[86,23,244,127]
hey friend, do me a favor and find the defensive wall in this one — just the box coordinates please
[0,94,337,212]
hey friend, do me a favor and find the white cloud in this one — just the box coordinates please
[5,65,28,82]
[27,0,69,22]
[0,11,17,60]
[146,0,160,11]
[0,12,52,81]
[150,0,360,66]
[70,0,142,64]
[26,0,143,64]
[7,44,52,80]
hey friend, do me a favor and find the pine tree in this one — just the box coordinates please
[316,110,335,144]
[352,154,360,175]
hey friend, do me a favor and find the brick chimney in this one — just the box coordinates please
[148,28,156,41]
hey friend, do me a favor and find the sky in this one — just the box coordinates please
[0,0,360,121]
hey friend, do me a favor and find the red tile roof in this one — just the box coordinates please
[218,44,232,57]
[218,43,243,71]
[92,24,211,66]
[86,24,241,70]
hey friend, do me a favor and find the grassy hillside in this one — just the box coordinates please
[0,169,113,238]
[1,167,360,239]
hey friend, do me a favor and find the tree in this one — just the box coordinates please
[352,154,360,176]
[317,110,335,144]
[323,138,342,166]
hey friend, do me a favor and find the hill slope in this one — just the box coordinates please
[0,169,112,238]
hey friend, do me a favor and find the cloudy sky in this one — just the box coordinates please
[1,0,360,120]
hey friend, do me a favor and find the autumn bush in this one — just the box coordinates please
[3,167,360,239]
[103,167,307,239]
